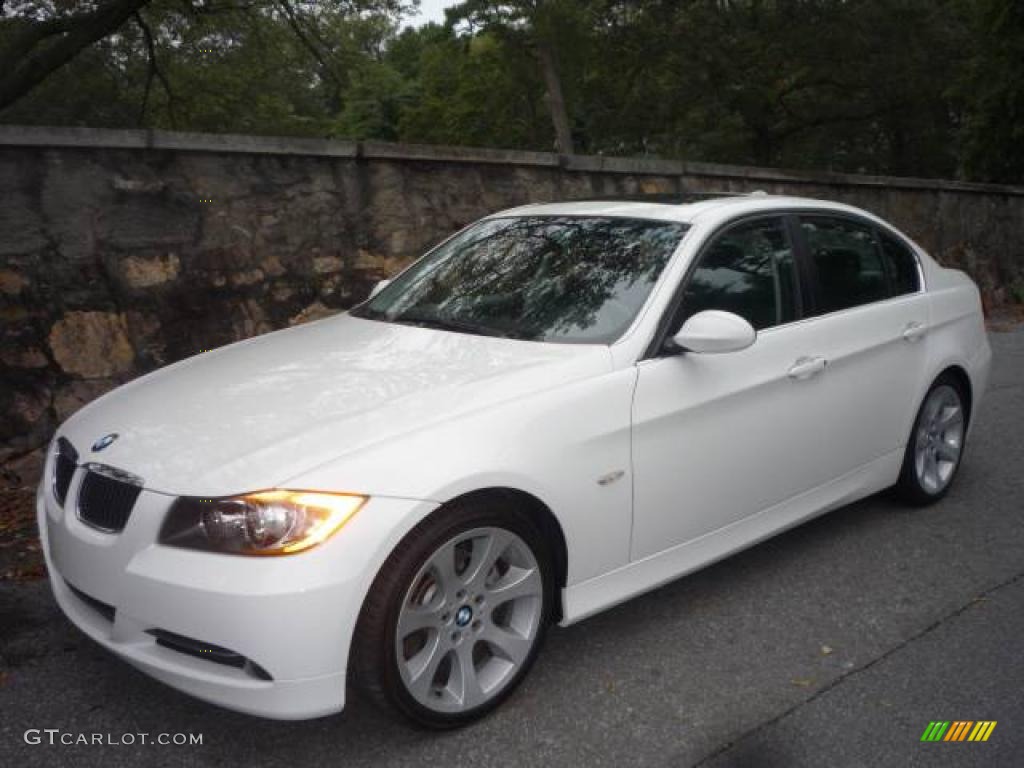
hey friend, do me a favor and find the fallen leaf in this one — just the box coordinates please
[791,677,816,688]
[820,645,834,656]
[0,563,46,583]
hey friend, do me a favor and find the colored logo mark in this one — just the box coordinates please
[921,721,997,742]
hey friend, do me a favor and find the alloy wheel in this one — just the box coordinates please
[913,384,965,495]
[395,526,543,713]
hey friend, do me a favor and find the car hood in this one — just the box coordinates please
[59,314,611,497]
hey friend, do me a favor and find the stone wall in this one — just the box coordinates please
[2,125,1023,484]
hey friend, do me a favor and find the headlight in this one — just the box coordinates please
[159,490,367,555]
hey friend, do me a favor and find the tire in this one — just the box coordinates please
[895,374,969,506]
[351,494,553,728]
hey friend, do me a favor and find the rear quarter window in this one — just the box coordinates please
[878,231,921,296]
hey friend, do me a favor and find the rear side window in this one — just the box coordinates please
[678,217,799,331]
[800,216,888,313]
[879,231,921,296]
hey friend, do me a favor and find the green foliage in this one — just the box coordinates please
[1,0,1023,183]
[0,0,409,137]
[396,31,550,149]
[331,60,411,140]
[957,0,1024,182]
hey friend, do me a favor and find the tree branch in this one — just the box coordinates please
[0,0,155,111]
[275,0,337,82]
[133,10,176,127]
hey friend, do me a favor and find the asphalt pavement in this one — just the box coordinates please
[1,329,1022,768]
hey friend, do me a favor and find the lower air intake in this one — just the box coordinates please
[147,629,273,680]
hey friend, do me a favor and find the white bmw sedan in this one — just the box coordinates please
[39,195,990,728]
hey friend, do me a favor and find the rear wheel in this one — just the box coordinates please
[352,496,552,728]
[895,375,968,505]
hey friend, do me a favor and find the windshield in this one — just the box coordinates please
[351,216,689,344]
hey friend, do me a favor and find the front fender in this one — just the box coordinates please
[284,366,638,588]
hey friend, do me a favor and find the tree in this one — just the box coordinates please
[957,0,1024,182]
[0,0,415,117]
[395,27,550,149]
[447,0,589,154]
[0,0,154,111]
[2,0,1021,184]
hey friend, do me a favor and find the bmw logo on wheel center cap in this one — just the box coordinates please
[455,605,473,627]
[91,433,119,452]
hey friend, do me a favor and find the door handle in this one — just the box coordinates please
[902,322,927,343]
[788,356,827,380]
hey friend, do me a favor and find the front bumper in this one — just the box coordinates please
[38,466,436,720]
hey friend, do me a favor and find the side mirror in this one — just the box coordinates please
[670,310,755,354]
[369,279,391,299]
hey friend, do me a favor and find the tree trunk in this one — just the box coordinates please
[536,40,574,155]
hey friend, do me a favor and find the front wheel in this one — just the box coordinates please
[895,375,968,505]
[352,497,552,728]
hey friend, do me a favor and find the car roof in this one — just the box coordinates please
[490,194,876,226]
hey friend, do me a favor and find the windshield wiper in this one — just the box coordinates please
[392,310,513,339]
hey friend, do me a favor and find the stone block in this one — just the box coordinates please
[48,311,134,378]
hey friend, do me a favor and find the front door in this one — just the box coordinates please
[630,215,832,560]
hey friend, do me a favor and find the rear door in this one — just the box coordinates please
[792,214,930,481]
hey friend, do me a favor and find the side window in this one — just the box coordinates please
[800,216,888,313]
[878,231,921,296]
[678,217,799,331]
